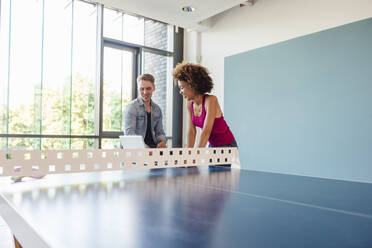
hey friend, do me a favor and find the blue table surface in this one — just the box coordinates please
[1,166,372,248]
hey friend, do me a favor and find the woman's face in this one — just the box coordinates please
[178,81,195,101]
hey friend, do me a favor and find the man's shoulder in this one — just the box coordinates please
[151,101,162,111]
[125,99,141,113]
[128,98,142,107]
[131,98,141,104]
[152,102,163,116]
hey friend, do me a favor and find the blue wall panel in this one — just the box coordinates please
[225,18,372,182]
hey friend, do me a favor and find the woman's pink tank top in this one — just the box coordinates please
[191,95,235,147]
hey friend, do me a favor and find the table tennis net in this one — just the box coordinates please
[0,147,240,176]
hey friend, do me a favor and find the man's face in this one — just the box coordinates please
[138,80,155,103]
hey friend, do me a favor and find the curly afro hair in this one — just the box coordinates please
[173,62,214,95]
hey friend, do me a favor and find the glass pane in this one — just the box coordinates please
[42,0,73,135]
[71,138,95,149]
[0,138,7,150]
[103,8,144,45]
[142,52,173,136]
[103,8,123,41]
[71,1,97,135]
[101,139,121,149]
[1,137,96,150]
[41,138,70,150]
[144,19,173,52]
[0,0,10,135]
[8,0,43,134]
[103,47,134,132]
[7,138,41,150]
[40,138,95,150]
[123,14,144,45]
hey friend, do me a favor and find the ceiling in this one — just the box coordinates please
[98,0,249,29]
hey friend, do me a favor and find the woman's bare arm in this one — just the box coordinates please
[187,101,196,148]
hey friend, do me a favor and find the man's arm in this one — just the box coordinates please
[124,103,137,135]
[154,108,167,148]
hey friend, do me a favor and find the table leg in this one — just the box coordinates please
[13,235,23,248]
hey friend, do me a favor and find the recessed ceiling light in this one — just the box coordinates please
[182,6,195,12]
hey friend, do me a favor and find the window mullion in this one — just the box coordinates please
[95,4,104,149]
[68,0,75,149]
[5,0,13,149]
[38,0,46,150]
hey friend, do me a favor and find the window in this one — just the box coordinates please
[104,9,144,45]
[102,46,135,132]
[144,19,173,52]
[142,52,173,137]
[0,1,175,150]
[3,0,44,136]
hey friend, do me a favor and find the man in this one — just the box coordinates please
[124,74,167,148]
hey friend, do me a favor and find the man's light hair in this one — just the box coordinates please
[137,74,155,84]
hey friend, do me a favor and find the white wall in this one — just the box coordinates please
[183,32,203,147]
[184,0,372,110]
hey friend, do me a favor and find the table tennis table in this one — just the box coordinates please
[1,164,372,248]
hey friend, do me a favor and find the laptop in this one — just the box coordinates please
[119,135,146,149]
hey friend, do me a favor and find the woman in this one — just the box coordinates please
[173,62,237,149]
